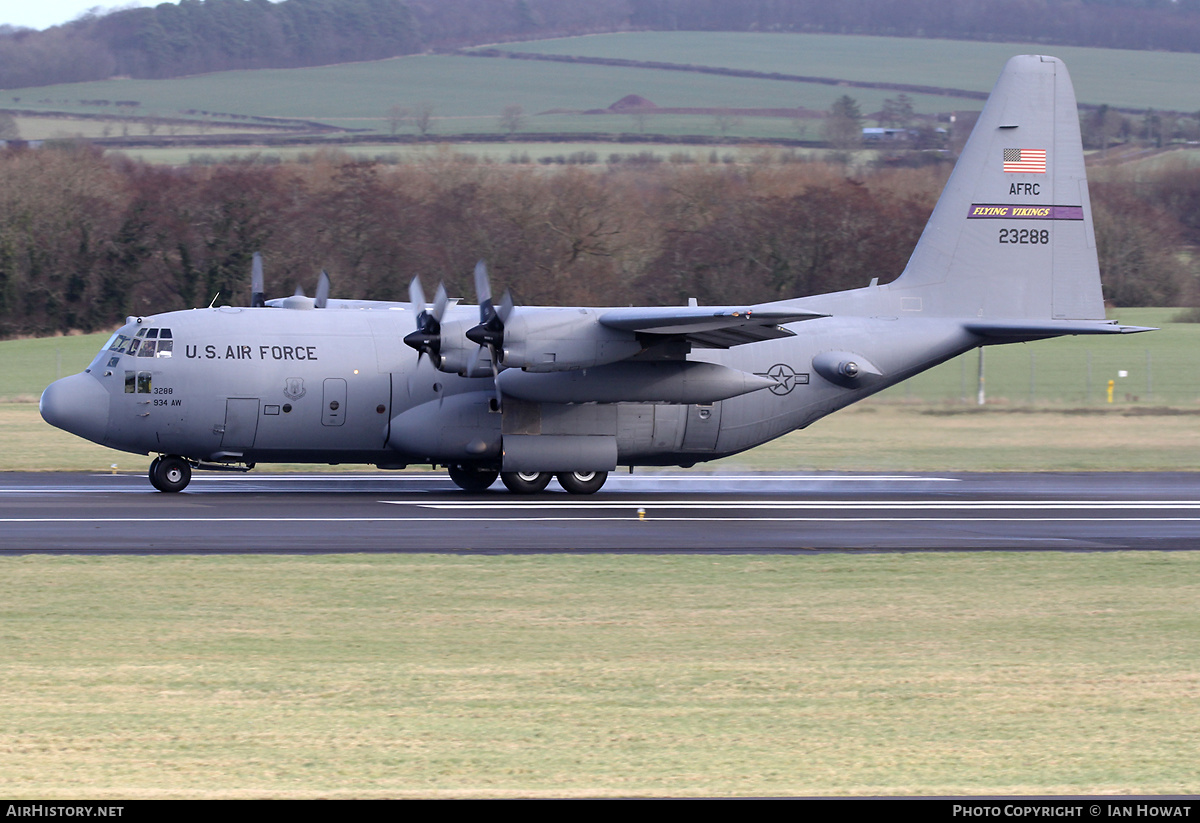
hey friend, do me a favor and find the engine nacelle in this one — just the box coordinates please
[434,318,494,378]
[500,308,642,372]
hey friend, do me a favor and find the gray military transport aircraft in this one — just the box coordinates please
[41,55,1150,494]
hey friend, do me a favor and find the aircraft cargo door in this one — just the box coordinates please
[221,398,260,452]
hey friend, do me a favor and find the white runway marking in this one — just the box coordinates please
[411,500,1200,510]
[3,515,1200,524]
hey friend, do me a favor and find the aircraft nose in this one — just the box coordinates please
[40,373,111,446]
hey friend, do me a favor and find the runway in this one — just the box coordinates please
[2,470,1199,552]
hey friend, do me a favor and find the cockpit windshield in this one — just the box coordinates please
[104,328,173,359]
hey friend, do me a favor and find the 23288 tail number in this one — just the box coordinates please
[999,228,1050,244]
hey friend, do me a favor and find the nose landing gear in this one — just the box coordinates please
[149,455,192,493]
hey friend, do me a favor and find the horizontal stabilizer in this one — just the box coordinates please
[965,320,1157,340]
[599,306,825,348]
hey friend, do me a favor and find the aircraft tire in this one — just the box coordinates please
[500,471,552,494]
[447,463,499,492]
[556,470,607,495]
[150,455,192,493]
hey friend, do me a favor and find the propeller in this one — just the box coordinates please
[464,260,514,410]
[403,275,448,364]
[288,270,332,309]
[465,260,514,362]
[315,270,330,309]
[251,252,265,308]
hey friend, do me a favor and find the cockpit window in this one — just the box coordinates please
[108,328,173,358]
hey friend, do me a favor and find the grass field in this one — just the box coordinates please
[495,32,1200,112]
[112,142,839,167]
[7,32,1200,149]
[4,53,967,140]
[10,115,270,142]
[2,552,1198,797]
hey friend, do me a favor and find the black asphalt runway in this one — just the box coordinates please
[2,470,1199,553]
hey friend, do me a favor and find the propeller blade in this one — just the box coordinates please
[489,348,503,412]
[251,252,265,308]
[408,275,426,313]
[466,260,506,350]
[315,270,330,309]
[474,259,491,313]
[498,288,515,324]
[433,282,448,322]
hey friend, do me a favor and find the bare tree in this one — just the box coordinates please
[499,104,524,137]
[712,113,743,137]
[386,104,409,136]
[630,110,652,134]
[413,101,435,137]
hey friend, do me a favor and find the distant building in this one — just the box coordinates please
[861,127,908,142]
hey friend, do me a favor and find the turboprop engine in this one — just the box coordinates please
[496,308,642,372]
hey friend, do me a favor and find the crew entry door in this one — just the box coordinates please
[221,398,260,452]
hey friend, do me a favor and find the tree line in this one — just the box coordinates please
[7,0,1200,89]
[0,143,1193,338]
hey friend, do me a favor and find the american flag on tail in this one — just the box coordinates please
[1003,148,1046,173]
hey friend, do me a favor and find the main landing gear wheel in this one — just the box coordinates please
[447,463,499,492]
[556,470,607,495]
[150,455,192,493]
[501,471,553,494]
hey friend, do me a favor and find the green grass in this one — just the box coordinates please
[1,552,1198,797]
[0,333,108,402]
[494,32,1200,112]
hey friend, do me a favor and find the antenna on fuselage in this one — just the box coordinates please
[208,292,220,308]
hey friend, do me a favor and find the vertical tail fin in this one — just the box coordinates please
[890,55,1104,322]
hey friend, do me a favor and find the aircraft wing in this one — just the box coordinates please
[598,306,826,348]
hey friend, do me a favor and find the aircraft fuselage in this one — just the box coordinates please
[43,298,978,474]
